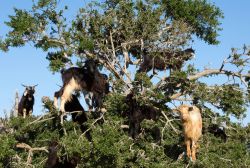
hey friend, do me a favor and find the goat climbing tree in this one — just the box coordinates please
[0,0,250,167]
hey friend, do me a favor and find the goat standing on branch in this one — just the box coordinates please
[175,104,202,161]
[18,84,37,118]
[54,59,109,118]
[139,48,195,74]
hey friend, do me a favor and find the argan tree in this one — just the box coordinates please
[0,0,250,167]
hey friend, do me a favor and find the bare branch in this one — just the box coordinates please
[120,124,129,129]
[187,69,250,80]
[78,112,105,141]
[84,50,132,88]
[156,68,250,100]
[28,113,51,125]
[16,143,48,164]
[109,31,117,60]
[160,111,180,134]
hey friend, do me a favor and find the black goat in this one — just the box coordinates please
[207,124,227,142]
[18,84,37,118]
[164,144,185,161]
[45,141,59,168]
[85,73,109,111]
[64,94,92,141]
[124,92,159,139]
[45,141,80,168]
[139,48,195,73]
[54,59,109,113]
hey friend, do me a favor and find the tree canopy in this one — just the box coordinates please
[0,0,250,167]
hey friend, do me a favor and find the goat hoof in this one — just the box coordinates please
[190,157,196,162]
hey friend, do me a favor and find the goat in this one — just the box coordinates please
[18,84,37,118]
[45,141,80,168]
[84,73,109,111]
[54,59,97,112]
[45,141,59,168]
[139,48,195,74]
[124,92,159,139]
[164,144,185,160]
[54,59,109,114]
[64,94,92,141]
[207,124,227,142]
[175,104,202,161]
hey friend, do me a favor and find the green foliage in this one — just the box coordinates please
[193,83,247,118]
[162,0,223,44]
[78,37,95,53]
[0,134,16,165]
[133,72,153,89]
[6,9,36,36]
[0,96,250,167]
[105,92,127,117]
[0,0,223,70]
[46,51,71,72]
[37,0,57,8]
[4,8,41,49]
[1,1,250,167]
[0,38,9,52]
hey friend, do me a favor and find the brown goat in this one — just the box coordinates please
[139,48,195,73]
[176,104,202,161]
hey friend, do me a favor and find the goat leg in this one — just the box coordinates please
[54,91,61,109]
[28,110,32,117]
[191,141,197,161]
[185,139,191,160]
[23,109,27,119]
[53,97,58,109]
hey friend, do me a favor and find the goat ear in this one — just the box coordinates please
[188,107,193,111]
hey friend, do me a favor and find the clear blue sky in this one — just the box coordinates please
[0,1,250,125]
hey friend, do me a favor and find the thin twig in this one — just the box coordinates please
[161,111,180,134]
[28,113,51,125]
[78,113,105,141]
[30,117,56,125]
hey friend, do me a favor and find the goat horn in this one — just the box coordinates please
[33,84,38,87]
[21,84,28,87]
[56,84,62,88]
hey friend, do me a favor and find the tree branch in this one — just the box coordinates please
[160,68,250,100]
[16,143,48,164]
[78,112,105,141]
[160,111,180,134]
